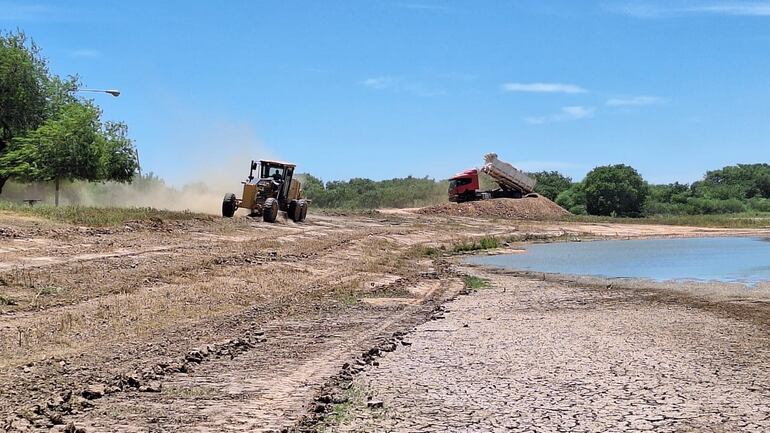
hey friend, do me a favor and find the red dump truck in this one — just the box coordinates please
[448,153,537,203]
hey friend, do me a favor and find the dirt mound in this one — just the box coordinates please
[416,195,571,220]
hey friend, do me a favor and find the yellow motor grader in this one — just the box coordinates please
[222,159,309,223]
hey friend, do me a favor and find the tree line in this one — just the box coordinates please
[0,31,138,205]
[548,163,770,217]
[298,164,770,216]
[298,174,448,209]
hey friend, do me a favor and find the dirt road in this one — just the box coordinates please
[1,210,768,432]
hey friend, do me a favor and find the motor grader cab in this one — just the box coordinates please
[222,159,309,223]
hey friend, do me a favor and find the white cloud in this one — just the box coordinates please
[606,96,666,106]
[696,3,770,15]
[0,2,56,20]
[359,76,446,97]
[501,82,587,94]
[609,2,770,18]
[608,3,673,18]
[71,49,100,58]
[562,106,594,117]
[361,76,397,90]
[525,106,596,124]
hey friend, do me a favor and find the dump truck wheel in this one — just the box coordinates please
[263,198,279,223]
[298,200,308,222]
[288,200,300,222]
[222,193,237,218]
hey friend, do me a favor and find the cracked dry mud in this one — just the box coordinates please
[2,209,769,432]
[331,268,770,432]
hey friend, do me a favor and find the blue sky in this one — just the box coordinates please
[3,0,770,185]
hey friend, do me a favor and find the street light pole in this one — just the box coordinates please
[72,88,121,97]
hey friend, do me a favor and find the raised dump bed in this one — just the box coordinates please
[480,153,537,194]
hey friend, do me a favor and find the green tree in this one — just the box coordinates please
[1,103,139,205]
[531,171,572,201]
[0,31,138,203]
[0,30,50,193]
[100,121,139,183]
[296,173,325,200]
[583,164,648,217]
[694,164,770,200]
[555,182,587,215]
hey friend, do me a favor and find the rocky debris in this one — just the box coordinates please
[112,373,141,390]
[430,305,447,320]
[0,226,20,238]
[2,416,32,432]
[184,348,206,364]
[13,330,269,431]
[381,342,397,352]
[181,333,266,366]
[149,361,188,376]
[2,390,85,433]
[213,252,280,266]
[46,391,70,411]
[416,196,570,220]
[294,333,415,431]
[80,384,105,400]
[71,396,93,410]
[136,329,267,383]
[295,314,457,432]
[418,270,440,280]
[61,421,86,433]
[138,381,162,393]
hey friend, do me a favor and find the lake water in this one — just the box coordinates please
[467,236,770,285]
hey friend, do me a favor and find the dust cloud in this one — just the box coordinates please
[1,121,277,215]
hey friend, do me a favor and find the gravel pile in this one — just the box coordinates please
[416,196,570,220]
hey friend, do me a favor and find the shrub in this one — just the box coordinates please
[583,164,648,217]
[555,183,586,212]
[748,197,770,212]
[685,197,746,214]
[532,171,572,201]
[643,201,692,216]
[452,236,500,253]
[463,275,490,290]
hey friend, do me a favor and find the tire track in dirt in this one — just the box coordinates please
[1,214,456,431]
[70,276,462,433]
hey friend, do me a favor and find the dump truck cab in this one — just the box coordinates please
[222,159,309,223]
[448,169,481,203]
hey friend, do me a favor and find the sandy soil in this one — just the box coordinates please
[1,210,769,432]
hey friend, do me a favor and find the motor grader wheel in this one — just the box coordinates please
[263,198,279,223]
[298,199,308,222]
[288,199,300,222]
[222,193,237,218]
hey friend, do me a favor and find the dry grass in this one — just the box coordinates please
[569,213,770,229]
[0,221,460,368]
[0,201,209,226]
